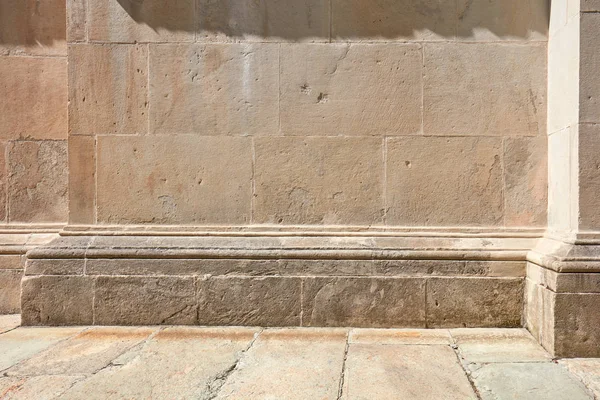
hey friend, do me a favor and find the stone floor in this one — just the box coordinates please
[0,315,599,399]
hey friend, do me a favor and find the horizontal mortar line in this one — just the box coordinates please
[0,54,67,59]
[78,40,548,45]
[90,133,545,139]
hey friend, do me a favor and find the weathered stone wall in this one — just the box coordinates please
[67,0,549,230]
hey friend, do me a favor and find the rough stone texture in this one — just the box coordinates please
[0,270,22,314]
[25,259,85,276]
[302,277,426,328]
[580,13,600,124]
[96,136,252,224]
[0,256,22,270]
[423,43,546,137]
[20,276,93,326]
[217,329,347,399]
[0,375,83,399]
[578,124,600,230]
[386,136,503,226]
[94,277,197,325]
[561,359,600,399]
[427,278,524,328]
[67,0,86,42]
[349,328,451,345]
[88,0,195,42]
[331,0,456,41]
[0,315,20,334]
[0,57,67,140]
[554,292,600,358]
[280,44,422,136]
[149,44,279,136]
[197,277,301,326]
[341,345,477,399]
[68,135,95,224]
[198,0,329,42]
[69,44,148,136]
[7,141,68,223]
[0,0,67,56]
[470,363,592,400]
[0,142,7,223]
[254,137,384,225]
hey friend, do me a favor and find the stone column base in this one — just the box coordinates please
[526,237,600,357]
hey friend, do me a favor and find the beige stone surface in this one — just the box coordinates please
[67,0,86,42]
[254,137,384,225]
[68,135,95,224]
[197,277,301,326]
[7,327,155,376]
[0,315,20,334]
[341,344,477,399]
[427,278,523,328]
[581,13,600,124]
[349,328,451,345]
[198,0,329,42]
[25,259,85,276]
[0,57,67,140]
[216,329,347,399]
[331,0,456,41]
[20,276,93,326]
[94,277,196,325]
[0,0,66,56]
[280,44,422,136]
[423,43,546,136]
[149,43,279,136]
[554,292,600,357]
[88,0,195,42]
[302,277,426,327]
[560,359,600,399]
[7,141,68,223]
[96,136,252,224]
[386,136,503,226]
[548,127,576,231]
[0,270,22,315]
[0,375,83,399]
[69,44,148,135]
[0,256,23,271]
[578,124,600,230]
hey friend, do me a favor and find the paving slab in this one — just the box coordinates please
[0,315,20,334]
[6,327,157,376]
[451,328,552,363]
[341,344,477,400]
[0,375,84,400]
[470,363,593,400]
[59,327,259,400]
[0,327,85,371]
[349,328,451,345]
[215,328,348,400]
[560,359,600,399]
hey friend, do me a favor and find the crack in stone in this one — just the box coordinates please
[336,333,350,400]
[448,332,483,400]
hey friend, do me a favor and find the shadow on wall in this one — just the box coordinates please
[0,0,66,47]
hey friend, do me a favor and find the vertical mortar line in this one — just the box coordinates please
[84,0,89,42]
[194,0,198,42]
[278,43,281,135]
[420,44,425,135]
[146,43,151,136]
[424,278,428,328]
[382,137,387,225]
[501,136,506,228]
[299,278,304,326]
[250,137,256,224]
[93,135,98,224]
[329,0,333,43]
[5,141,9,223]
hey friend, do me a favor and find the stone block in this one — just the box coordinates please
[88,0,194,42]
[8,141,68,223]
[386,136,503,226]
[149,43,279,136]
[554,292,600,357]
[0,255,24,270]
[423,43,546,136]
[21,276,93,325]
[0,315,20,334]
[349,328,451,345]
[254,137,384,225]
[504,136,548,226]
[302,277,426,327]
[0,270,22,314]
[578,124,600,230]
[331,0,456,41]
[94,276,197,325]
[582,0,600,11]
[548,127,576,231]
[426,278,523,328]
[0,57,67,139]
[25,259,85,276]
[96,136,252,224]
[0,0,66,56]
[69,44,148,135]
[0,376,83,399]
[197,276,302,326]
[68,135,96,224]
[280,44,422,136]
[581,13,600,124]
[67,0,86,42]
[198,0,329,42]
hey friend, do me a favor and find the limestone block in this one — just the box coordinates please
[0,142,7,223]
[579,124,600,230]
[254,137,384,225]
[582,0,600,11]
[20,276,93,325]
[88,0,194,42]
[280,44,422,136]
[197,0,329,42]
[504,136,548,226]
[581,12,600,124]
[68,135,95,224]
[0,270,22,314]
[85,259,280,276]
[0,0,66,56]
[457,0,548,41]
[386,136,503,226]
[149,43,279,136]
[94,276,197,325]
[8,141,68,223]
[331,0,456,41]
[0,255,23,270]
[426,278,524,328]
[67,0,86,42]
[69,44,148,135]
[548,127,576,231]
[302,277,426,327]
[96,136,252,224]
[554,292,600,357]
[26,259,85,276]
[197,276,302,326]
[0,57,67,139]
[423,43,546,136]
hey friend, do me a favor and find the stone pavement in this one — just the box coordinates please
[0,315,598,400]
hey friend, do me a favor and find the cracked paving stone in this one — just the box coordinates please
[0,375,84,400]
[340,344,477,400]
[58,327,259,400]
[214,328,349,400]
[560,359,600,399]
[0,315,20,334]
